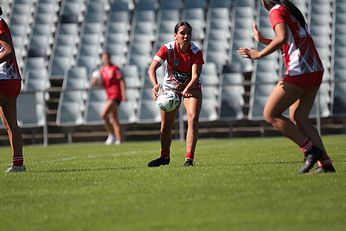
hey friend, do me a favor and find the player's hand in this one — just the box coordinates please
[182,89,192,98]
[122,95,128,102]
[237,48,262,60]
[152,84,160,100]
[252,23,262,43]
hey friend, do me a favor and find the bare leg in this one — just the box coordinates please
[160,108,178,153]
[289,87,327,153]
[100,100,116,135]
[0,97,23,163]
[109,104,122,142]
[263,81,307,146]
[183,90,202,159]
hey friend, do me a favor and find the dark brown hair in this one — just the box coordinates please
[174,21,192,34]
[262,0,306,26]
[0,7,2,15]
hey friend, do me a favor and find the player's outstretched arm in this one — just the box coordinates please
[253,23,272,45]
[148,59,161,100]
[237,23,287,59]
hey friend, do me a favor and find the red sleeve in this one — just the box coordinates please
[193,51,204,65]
[154,45,168,63]
[114,66,123,80]
[0,20,7,35]
[269,8,286,30]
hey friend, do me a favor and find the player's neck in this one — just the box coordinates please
[176,42,189,53]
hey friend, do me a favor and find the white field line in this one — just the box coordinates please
[38,151,139,163]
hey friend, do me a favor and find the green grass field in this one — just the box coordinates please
[1,135,345,231]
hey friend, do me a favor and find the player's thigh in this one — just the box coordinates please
[109,103,120,121]
[0,94,8,106]
[0,97,19,130]
[101,100,116,118]
[290,87,319,121]
[264,81,305,118]
[183,89,202,120]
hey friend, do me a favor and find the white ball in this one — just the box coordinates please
[156,91,180,112]
[92,69,101,79]
[156,90,181,112]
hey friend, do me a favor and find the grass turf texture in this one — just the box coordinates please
[1,135,345,231]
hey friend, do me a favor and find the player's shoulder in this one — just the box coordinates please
[190,42,202,54]
[0,17,7,29]
[163,41,175,50]
[269,4,286,14]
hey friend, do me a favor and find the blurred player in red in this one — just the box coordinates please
[0,7,26,173]
[147,21,204,167]
[91,52,127,145]
[238,0,335,173]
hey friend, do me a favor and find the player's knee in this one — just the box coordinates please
[263,109,275,124]
[187,112,198,123]
[160,125,171,134]
[187,114,199,129]
[292,112,307,128]
[100,112,108,120]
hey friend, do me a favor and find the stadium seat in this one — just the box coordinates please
[248,83,276,120]
[199,98,218,122]
[122,65,142,88]
[16,91,46,128]
[63,67,89,90]
[219,85,244,121]
[57,90,85,126]
[28,35,52,57]
[138,88,161,123]
[50,56,73,79]
[201,63,219,86]
[160,0,182,10]
[209,0,231,8]
[332,81,346,116]
[84,89,106,125]
[24,69,51,91]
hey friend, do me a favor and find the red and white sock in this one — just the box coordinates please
[161,150,170,159]
[13,156,24,166]
[299,139,314,155]
[185,152,194,160]
[317,154,333,168]
[299,139,333,168]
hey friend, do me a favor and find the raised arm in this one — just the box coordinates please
[253,23,272,45]
[237,22,287,59]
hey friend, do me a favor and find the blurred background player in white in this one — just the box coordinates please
[91,52,127,145]
[0,7,26,173]
[147,21,204,167]
[237,0,335,174]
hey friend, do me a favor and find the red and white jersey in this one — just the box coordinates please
[269,5,324,76]
[0,18,21,81]
[100,64,123,101]
[154,41,204,93]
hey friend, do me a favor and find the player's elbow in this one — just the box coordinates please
[276,35,287,46]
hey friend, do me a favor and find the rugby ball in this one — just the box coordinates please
[91,69,102,85]
[156,91,181,112]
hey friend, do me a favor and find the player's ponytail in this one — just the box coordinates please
[262,0,306,27]
[0,7,3,16]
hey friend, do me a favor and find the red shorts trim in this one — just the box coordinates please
[282,71,324,90]
[0,80,21,98]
